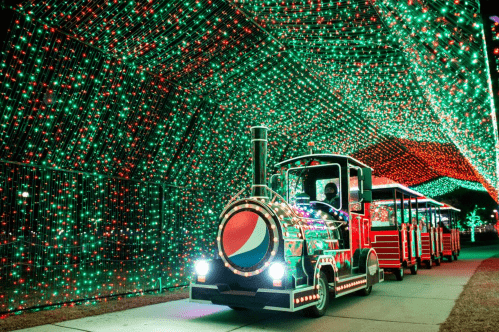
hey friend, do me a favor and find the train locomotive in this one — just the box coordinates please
[190,126,383,317]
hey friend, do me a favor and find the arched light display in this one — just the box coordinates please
[411,176,488,197]
[0,0,498,312]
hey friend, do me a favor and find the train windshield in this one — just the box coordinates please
[286,164,342,210]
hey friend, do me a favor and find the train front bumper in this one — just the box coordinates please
[190,283,319,312]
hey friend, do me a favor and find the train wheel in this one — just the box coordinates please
[453,253,458,261]
[395,268,404,281]
[436,257,441,266]
[303,271,329,318]
[410,264,418,275]
[447,255,454,262]
[425,260,432,269]
[357,285,372,296]
[229,306,248,311]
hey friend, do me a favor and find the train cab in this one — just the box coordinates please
[369,184,423,280]
[440,204,461,261]
[417,198,444,268]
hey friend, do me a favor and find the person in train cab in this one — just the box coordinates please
[323,182,340,209]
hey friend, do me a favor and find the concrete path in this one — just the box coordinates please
[15,245,499,332]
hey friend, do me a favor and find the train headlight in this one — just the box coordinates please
[269,263,285,280]
[195,260,209,276]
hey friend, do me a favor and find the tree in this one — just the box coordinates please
[457,219,467,232]
[465,205,485,243]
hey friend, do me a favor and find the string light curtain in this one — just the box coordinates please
[0,161,227,312]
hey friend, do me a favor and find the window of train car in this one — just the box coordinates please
[417,208,429,232]
[270,173,285,198]
[454,212,461,230]
[436,207,442,227]
[402,196,418,225]
[348,167,363,214]
[396,195,403,225]
[410,198,418,225]
[287,171,305,205]
[429,206,438,228]
[315,177,341,210]
[370,199,396,227]
[441,210,451,231]
[403,199,411,224]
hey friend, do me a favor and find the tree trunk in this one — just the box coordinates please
[471,226,475,243]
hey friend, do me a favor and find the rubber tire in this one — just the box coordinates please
[425,260,432,269]
[447,255,453,262]
[303,271,329,318]
[453,253,458,261]
[229,306,248,311]
[395,268,404,281]
[435,257,441,266]
[410,264,418,275]
[357,285,372,296]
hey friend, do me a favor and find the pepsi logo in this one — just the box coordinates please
[222,210,270,269]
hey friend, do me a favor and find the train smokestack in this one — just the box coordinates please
[251,126,268,198]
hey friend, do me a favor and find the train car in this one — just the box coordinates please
[440,204,461,261]
[417,198,444,268]
[369,184,423,280]
[190,127,383,317]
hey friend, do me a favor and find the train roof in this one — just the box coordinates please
[417,197,444,207]
[440,204,461,212]
[372,183,424,198]
[274,153,372,169]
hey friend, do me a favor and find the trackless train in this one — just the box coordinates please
[369,184,423,280]
[189,127,461,317]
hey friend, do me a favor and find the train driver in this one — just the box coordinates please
[323,182,340,210]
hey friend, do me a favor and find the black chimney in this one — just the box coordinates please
[251,126,268,198]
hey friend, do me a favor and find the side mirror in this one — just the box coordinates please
[362,168,372,191]
[360,190,372,203]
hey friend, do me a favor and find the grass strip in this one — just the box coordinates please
[440,254,499,331]
[0,287,188,331]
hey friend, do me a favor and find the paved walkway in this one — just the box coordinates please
[16,245,499,332]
